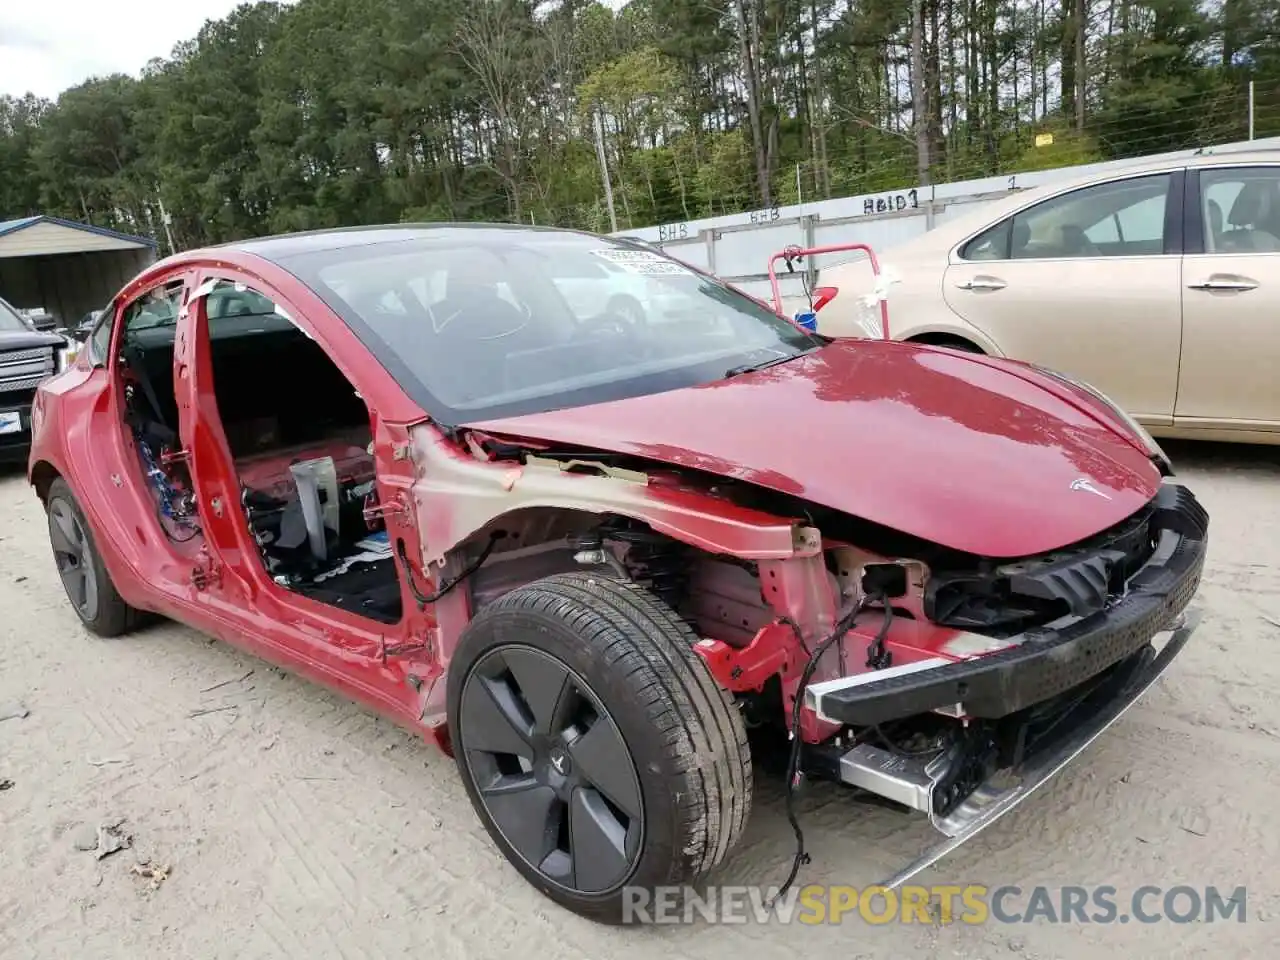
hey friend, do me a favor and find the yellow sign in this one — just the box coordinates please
[1035,132,1055,147]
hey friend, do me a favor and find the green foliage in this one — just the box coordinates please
[0,0,1275,250]
[1013,126,1105,172]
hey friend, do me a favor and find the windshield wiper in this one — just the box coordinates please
[724,348,813,379]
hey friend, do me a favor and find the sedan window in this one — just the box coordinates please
[960,174,1172,261]
[1199,167,1280,253]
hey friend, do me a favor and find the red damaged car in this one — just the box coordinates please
[28,226,1206,923]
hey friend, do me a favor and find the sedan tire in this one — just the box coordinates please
[447,571,752,924]
[46,478,146,637]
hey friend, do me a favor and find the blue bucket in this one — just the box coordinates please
[794,311,818,332]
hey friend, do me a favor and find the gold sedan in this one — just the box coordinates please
[816,149,1280,445]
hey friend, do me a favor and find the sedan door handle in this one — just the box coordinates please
[1187,275,1259,292]
[955,276,1007,291]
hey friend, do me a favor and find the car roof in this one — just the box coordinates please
[1002,145,1280,205]
[223,222,607,262]
[847,145,1280,261]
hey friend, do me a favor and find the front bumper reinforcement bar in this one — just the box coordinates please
[877,609,1200,889]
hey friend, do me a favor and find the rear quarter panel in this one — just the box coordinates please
[29,359,193,614]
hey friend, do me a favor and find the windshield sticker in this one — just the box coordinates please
[590,248,668,264]
[615,260,693,277]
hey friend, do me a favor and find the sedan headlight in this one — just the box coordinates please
[1030,364,1173,474]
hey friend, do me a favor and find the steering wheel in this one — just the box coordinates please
[574,309,642,346]
[1060,224,1102,257]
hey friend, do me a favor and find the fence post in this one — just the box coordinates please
[1249,80,1256,141]
[802,215,818,290]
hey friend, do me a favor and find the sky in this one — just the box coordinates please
[1,1,255,99]
[1,0,631,101]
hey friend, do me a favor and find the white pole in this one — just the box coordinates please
[592,110,619,233]
[1248,80,1255,141]
[156,193,176,254]
[795,162,803,208]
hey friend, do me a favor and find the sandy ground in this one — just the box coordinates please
[2,441,1279,959]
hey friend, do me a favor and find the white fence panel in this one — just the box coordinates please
[613,135,1280,295]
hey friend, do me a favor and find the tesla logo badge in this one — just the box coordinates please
[1070,478,1112,500]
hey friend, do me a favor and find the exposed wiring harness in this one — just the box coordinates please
[771,591,892,906]
[865,600,894,669]
[396,530,505,609]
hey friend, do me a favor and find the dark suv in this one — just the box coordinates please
[1,295,73,463]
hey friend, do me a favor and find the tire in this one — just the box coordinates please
[909,335,983,354]
[46,478,146,637]
[447,572,752,924]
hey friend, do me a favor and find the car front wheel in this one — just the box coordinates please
[447,571,752,924]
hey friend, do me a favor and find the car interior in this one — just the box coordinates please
[1204,175,1280,252]
[116,279,403,625]
[961,176,1171,260]
[312,244,743,414]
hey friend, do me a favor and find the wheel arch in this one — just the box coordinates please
[904,331,989,354]
[30,459,63,504]
[410,434,808,567]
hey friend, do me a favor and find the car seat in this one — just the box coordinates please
[1059,224,1100,256]
[1206,199,1224,250]
[1011,220,1032,258]
[1224,181,1280,251]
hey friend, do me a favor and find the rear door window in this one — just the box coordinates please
[960,174,1173,260]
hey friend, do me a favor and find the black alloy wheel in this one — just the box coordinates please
[45,478,146,637]
[458,645,644,894]
[49,497,99,623]
[448,571,753,924]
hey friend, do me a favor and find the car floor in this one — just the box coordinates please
[1,442,1278,959]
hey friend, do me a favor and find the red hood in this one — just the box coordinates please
[468,339,1162,558]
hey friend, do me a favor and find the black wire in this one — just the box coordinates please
[769,594,880,908]
[776,616,812,657]
[396,530,505,609]
[865,600,894,669]
[161,519,201,544]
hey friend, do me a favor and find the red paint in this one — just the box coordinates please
[471,338,1162,559]
[26,236,1165,757]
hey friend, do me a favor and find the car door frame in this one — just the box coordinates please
[77,267,223,622]
[1173,161,1280,435]
[173,255,441,726]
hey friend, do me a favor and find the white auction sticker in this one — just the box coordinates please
[590,248,668,263]
[621,261,691,276]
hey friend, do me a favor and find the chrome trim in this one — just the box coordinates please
[877,608,1201,890]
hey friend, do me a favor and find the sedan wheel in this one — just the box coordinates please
[45,478,147,637]
[49,499,98,622]
[448,571,752,924]
[458,645,644,894]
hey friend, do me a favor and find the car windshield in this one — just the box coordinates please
[285,231,821,423]
[0,298,30,332]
